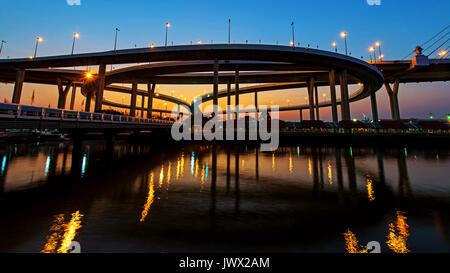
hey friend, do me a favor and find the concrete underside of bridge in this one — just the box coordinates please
[0,44,449,122]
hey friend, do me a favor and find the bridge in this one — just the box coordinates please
[0,44,449,133]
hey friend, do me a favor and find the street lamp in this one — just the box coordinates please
[71,32,80,55]
[34,37,43,58]
[340,32,348,55]
[165,22,170,47]
[0,40,6,55]
[375,41,383,61]
[228,19,231,45]
[369,46,376,65]
[114,28,120,51]
[438,50,448,57]
[291,21,295,48]
[197,40,202,45]
[332,41,337,52]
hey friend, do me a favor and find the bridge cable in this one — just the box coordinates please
[423,32,449,54]
[401,24,449,60]
[427,38,449,57]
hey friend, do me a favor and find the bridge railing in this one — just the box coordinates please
[0,103,174,125]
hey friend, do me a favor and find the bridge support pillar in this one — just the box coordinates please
[384,80,401,120]
[70,84,77,110]
[140,95,145,118]
[227,82,231,120]
[314,85,320,120]
[85,91,92,112]
[130,82,137,117]
[339,69,351,120]
[370,88,379,121]
[57,78,73,109]
[329,69,338,122]
[147,83,155,118]
[299,109,303,122]
[307,77,315,120]
[94,63,106,112]
[235,69,239,120]
[12,69,25,104]
[213,59,219,112]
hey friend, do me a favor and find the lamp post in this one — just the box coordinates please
[34,37,43,58]
[165,22,170,47]
[369,46,376,65]
[332,41,337,53]
[114,28,120,51]
[71,33,79,55]
[291,21,295,47]
[375,41,384,62]
[0,40,6,55]
[228,19,231,45]
[340,32,347,55]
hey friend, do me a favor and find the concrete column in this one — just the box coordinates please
[339,69,350,120]
[299,109,303,122]
[329,69,338,122]
[235,70,239,119]
[130,82,138,117]
[384,80,400,120]
[254,91,258,117]
[213,59,219,112]
[140,95,145,118]
[147,83,155,118]
[307,77,315,120]
[314,85,320,120]
[94,63,106,112]
[70,84,77,110]
[227,82,231,120]
[85,91,92,112]
[370,87,379,122]
[57,79,73,109]
[12,69,25,104]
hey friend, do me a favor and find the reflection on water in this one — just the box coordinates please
[41,211,83,253]
[1,141,450,253]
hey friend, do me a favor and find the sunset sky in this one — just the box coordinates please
[0,0,448,121]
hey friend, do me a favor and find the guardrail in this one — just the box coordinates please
[0,103,174,126]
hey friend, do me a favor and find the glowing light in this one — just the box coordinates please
[140,172,155,222]
[41,211,84,253]
[332,41,337,47]
[308,158,312,177]
[73,33,80,39]
[37,37,43,42]
[375,41,380,47]
[28,56,34,60]
[369,46,375,52]
[379,54,385,59]
[290,41,294,46]
[166,22,170,28]
[438,50,448,57]
[41,214,65,253]
[150,43,155,48]
[197,40,202,44]
[85,73,93,79]
[272,153,275,171]
[159,166,164,188]
[340,32,347,38]
[190,152,195,175]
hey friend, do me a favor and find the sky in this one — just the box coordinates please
[0,0,449,120]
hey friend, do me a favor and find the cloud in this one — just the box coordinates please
[66,0,81,6]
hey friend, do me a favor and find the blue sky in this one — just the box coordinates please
[0,0,449,120]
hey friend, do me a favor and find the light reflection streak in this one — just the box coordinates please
[140,172,155,222]
[41,211,83,253]
[327,160,333,184]
[158,166,164,189]
[45,156,50,176]
[343,228,368,253]
[386,211,410,253]
[1,155,6,175]
[308,158,312,177]
[289,153,293,174]
[272,153,275,171]
[366,176,375,202]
